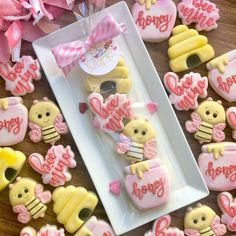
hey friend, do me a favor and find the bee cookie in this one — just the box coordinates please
[185,98,226,144]
[116,118,156,163]
[9,177,51,224]
[20,225,65,236]
[0,97,28,146]
[29,145,76,187]
[184,203,227,236]
[29,97,69,145]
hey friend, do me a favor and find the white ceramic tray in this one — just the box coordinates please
[33,2,209,235]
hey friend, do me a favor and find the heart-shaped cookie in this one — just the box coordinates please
[131,0,176,42]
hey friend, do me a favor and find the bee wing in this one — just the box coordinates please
[115,134,131,154]
[184,229,200,236]
[35,184,52,204]
[144,139,157,159]
[212,123,226,142]
[13,205,31,224]
[211,215,227,235]
[185,112,202,133]
[29,122,43,142]
[54,113,69,134]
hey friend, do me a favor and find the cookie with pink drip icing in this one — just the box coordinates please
[131,0,177,42]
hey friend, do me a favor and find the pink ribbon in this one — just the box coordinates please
[52,14,127,76]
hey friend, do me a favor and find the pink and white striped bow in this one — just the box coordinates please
[52,14,127,76]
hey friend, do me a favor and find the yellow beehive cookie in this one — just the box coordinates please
[52,185,98,234]
[84,57,132,94]
[168,25,215,72]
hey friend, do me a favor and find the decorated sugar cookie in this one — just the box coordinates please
[168,25,215,72]
[0,56,41,96]
[0,97,28,146]
[163,72,208,111]
[124,159,170,210]
[226,107,236,140]
[217,192,236,232]
[9,177,51,224]
[29,145,76,187]
[185,98,226,144]
[116,118,156,163]
[177,0,220,31]
[198,142,236,191]
[207,50,236,102]
[132,0,177,42]
[29,97,69,145]
[20,225,65,236]
[184,203,227,236]
[144,215,184,236]
[88,92,133,132]
[0,147,26,191]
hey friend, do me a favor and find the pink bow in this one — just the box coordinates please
[52,14,127,76]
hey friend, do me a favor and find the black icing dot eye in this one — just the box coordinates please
[24,189,28,193]
[46,112,50,117]
[206,111,210,115]
[142,131,146,135]
[193,219,198,224]
[38,114,42,119]
[18,194,22,198]
[202,216,206,221]
[213,113,217,118]
[134,129,138,134]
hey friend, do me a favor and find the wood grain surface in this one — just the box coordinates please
[0,0,236,235]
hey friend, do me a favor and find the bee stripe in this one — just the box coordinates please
[32,205,44,217]
[43,134,60,141]
[28,201,40,211]
[195,134,211,142]
[200,227,215,236]
[26,198,37,207]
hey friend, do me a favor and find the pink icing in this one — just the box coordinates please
[20,225,65,236]
[198,143,236,191]
[0,97,28,146]
[217,192,236,232]
[0,56,41,96]
[145,215,184,236]
[226,107,236,140]
[124,159,170,210]
[163,72,208,111]
[177,0,220,31]
[88,93,132,132]
[207,50,236,102]
[29,145,76,187]
[131,0,176,42]
[146,102,158,114]
[109,180,121,196]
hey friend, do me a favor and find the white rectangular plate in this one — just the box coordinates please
[33,2,209,235]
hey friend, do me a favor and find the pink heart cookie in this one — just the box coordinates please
[207,50,236,102]
[198,142,236,191]
[226,107,236,140]
[29,145,76,187]
[145,215,184,236]
[217,192,236,232]
[163,72,208,111]
[0,97,28,146]
[88,92,133,132]
[124,159,170,210]
[0,56,41,96]
[131,0,177,42]
[177,0,220,31]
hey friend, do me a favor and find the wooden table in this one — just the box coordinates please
[0,0,235,235]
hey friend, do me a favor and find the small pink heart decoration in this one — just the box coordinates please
[226,107,236,140]
[79,102,88,114]
[146,102,158,114]
[109,180,121,196]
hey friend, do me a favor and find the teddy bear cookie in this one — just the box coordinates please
[207,50,236,102]
[116,118,156,163]
[184,203,227,236]
[20,225,65,236]
[131,0,177,42]
[144,215,184,236]
[0,97,28,146]
[9,177,51,223]
[217,192,236,232]
[29,97,69,145]
[0,147,26,191]
[168,25,215,72]
[185,98,226,144]
[84,57,132,94]
[29,145,76,187]
[163,72,208,111]
[177,0,220,31]
[198,142,236,191]
[0,56,41,96]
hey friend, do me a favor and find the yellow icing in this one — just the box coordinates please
[206,143,224,160]
[74,226,93,236]
[184,205,216,231]
[130,161,149,179]
[52,186,98,234]
[0,148,25,191]
[138,0,157,10]
[168,25,215,72]
[208,55,229,74]
[0,98,8,110]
